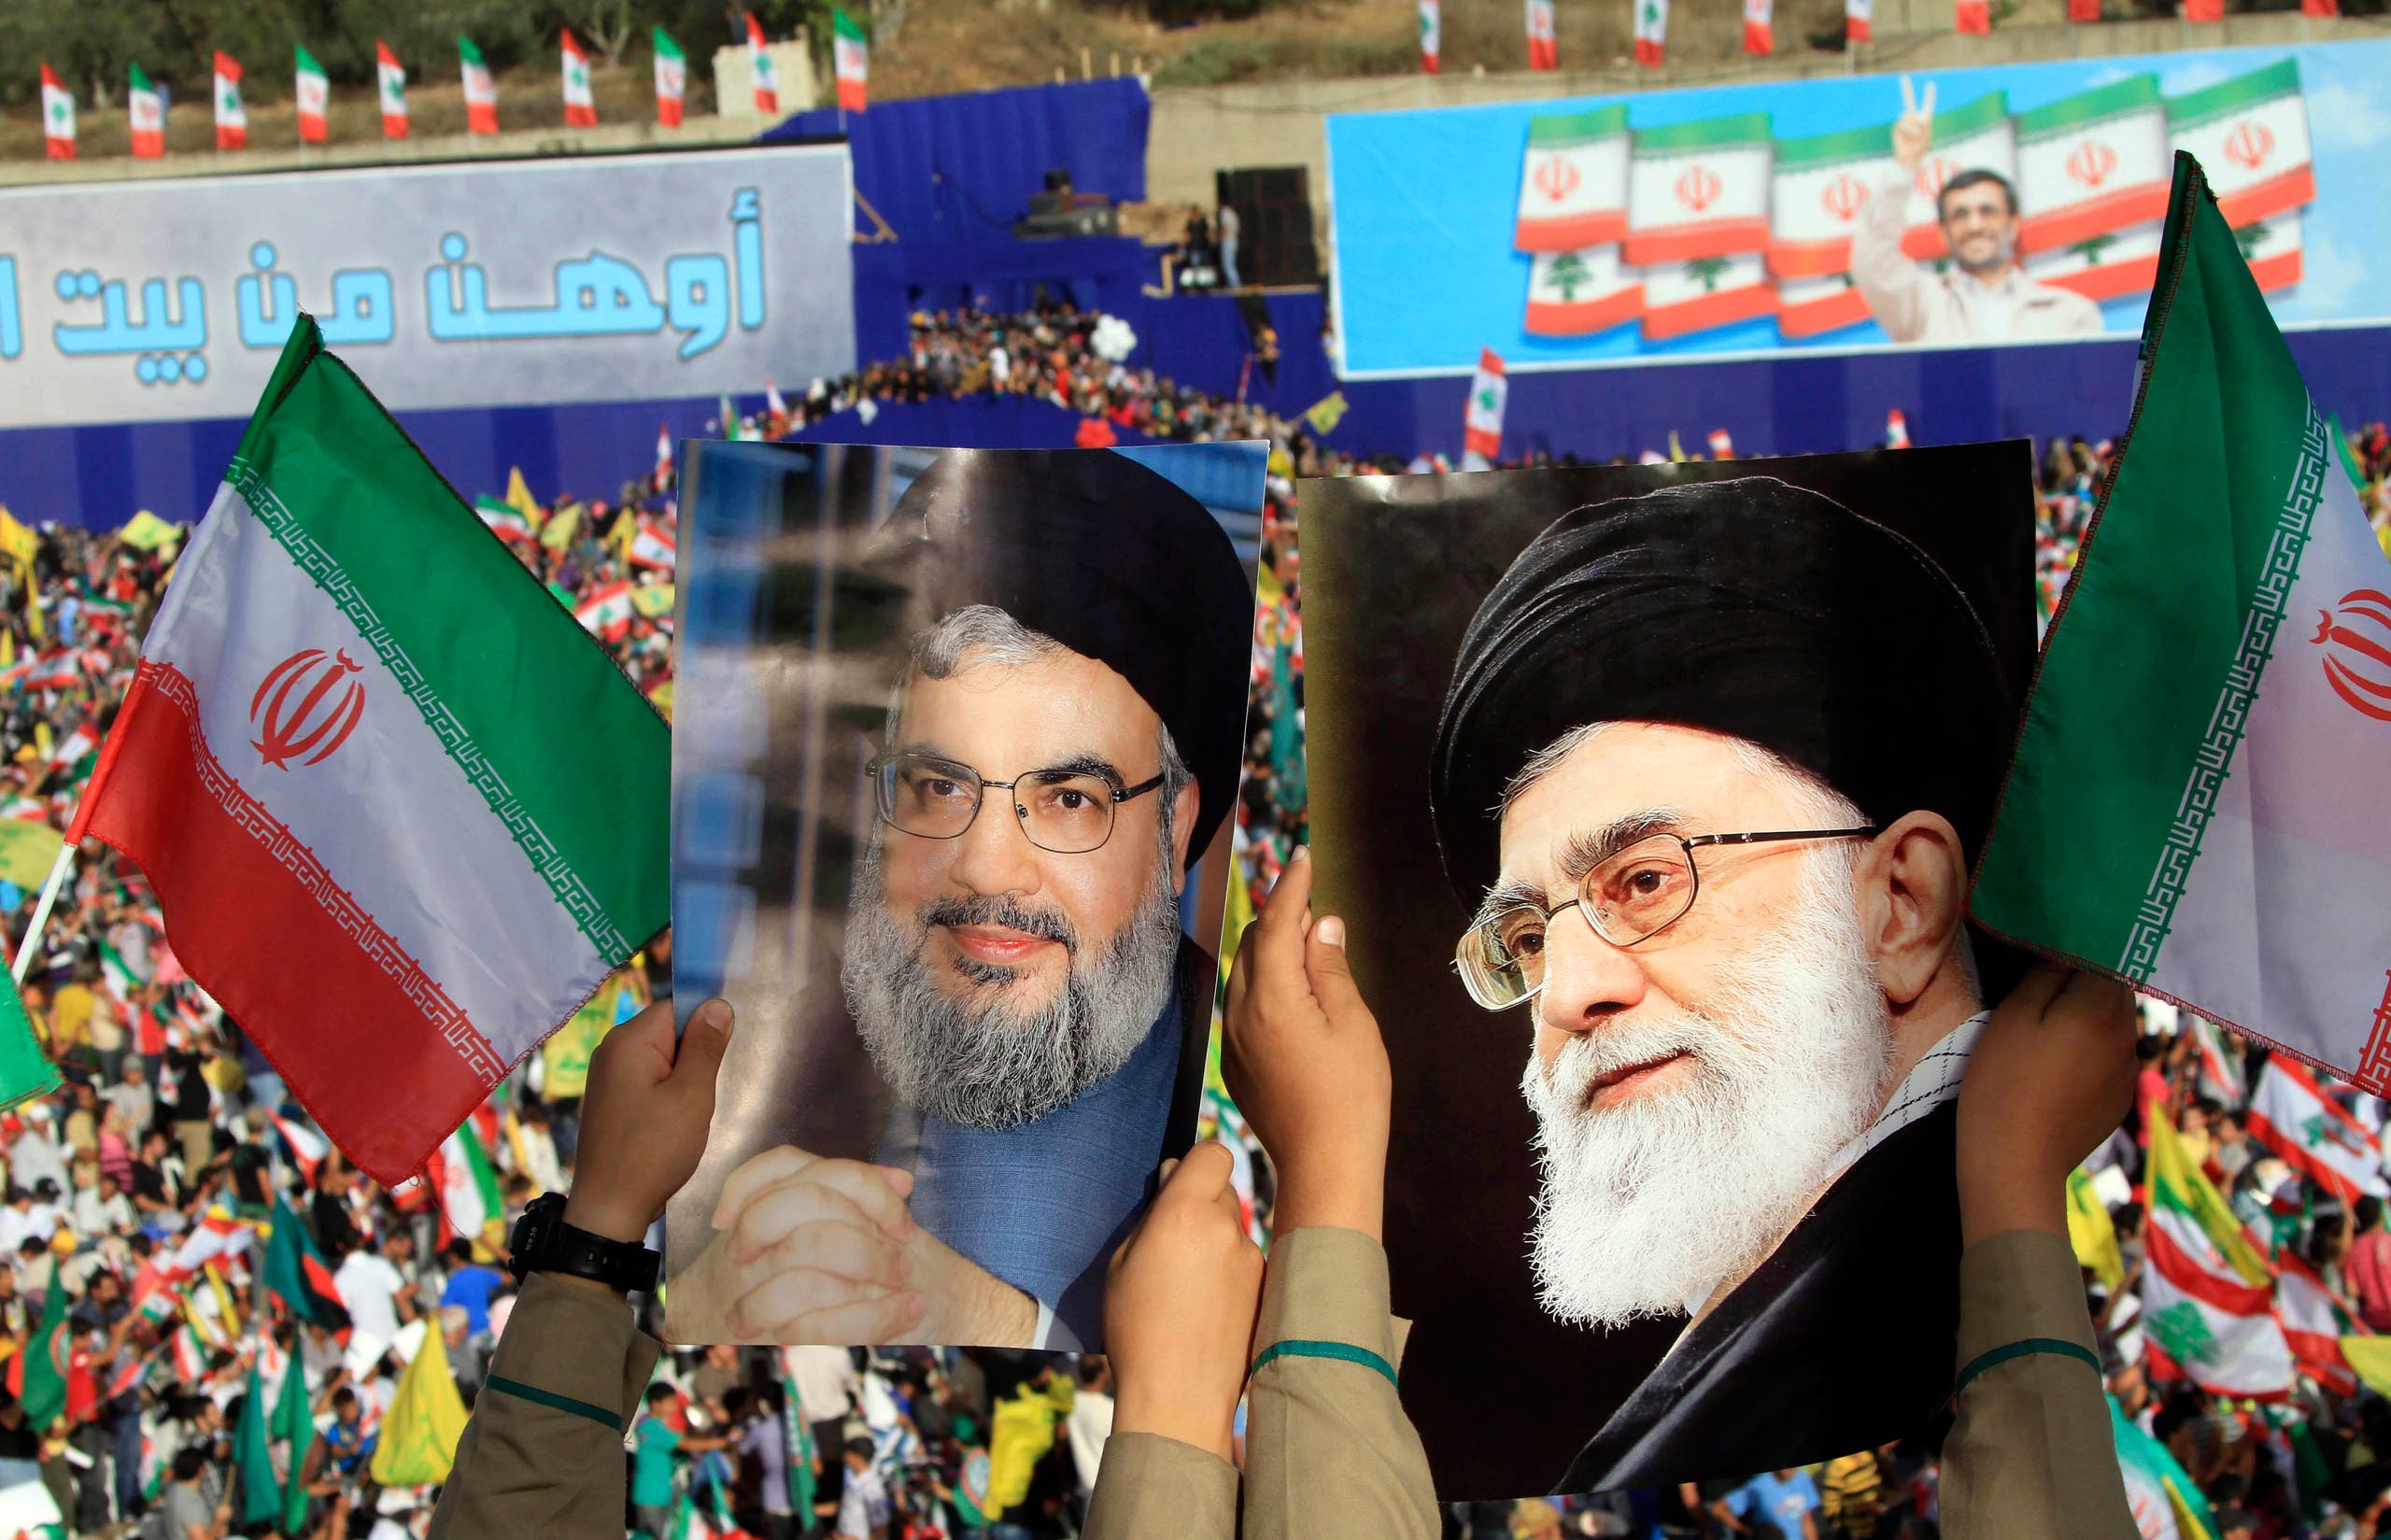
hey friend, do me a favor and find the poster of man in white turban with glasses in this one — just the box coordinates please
[1294,445,2035,1496]
[664,440,1259,1351]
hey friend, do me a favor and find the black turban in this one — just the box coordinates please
[1429,476,2016,906]
[876,447,1252,869]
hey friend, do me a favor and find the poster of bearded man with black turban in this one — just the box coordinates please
[1294,445,2037,1498]
[662,441,1260,1351]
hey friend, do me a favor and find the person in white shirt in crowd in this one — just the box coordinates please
[332,1227,417,1357]
[1066,1357,1115,1501]
[1851,77,2101,346]
[10,1109,70,1198]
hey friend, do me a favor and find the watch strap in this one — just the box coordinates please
[512,1194,661,1293]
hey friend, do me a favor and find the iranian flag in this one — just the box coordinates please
[270,1111,327,1185]
[833,9,869,113]
[1776,274,1870,340]
[376,40,407,139]
[1463,349,1506,462]
[2167,59,2314,232]
[1634,0,1667,67]
[654,28,686,126]
[63,318,668,1186]
[576,580,636,642]
[1846,0,1872,44]
[460,37,498,134]
[1768,122,1894,279]
[1640,252,1774,342]
[432,1121,502,1246]
[40,64,73,159]
[1420,0,1439,73]
[2276,1252,2362,1396]
[213,52,246,149]
[1900,92,2015,261]
[128,64,164,159]
[560,29,597,128]
[295,47,329,145]
[1623,113,1771,266]
[1956,0,1990,32]
[1524,247,1640,337]
[1516,105,1629,252]
[2248,1057,2386,1203]
[745,12,779,115]
[1743,0,1773,52]
[1525,0,1558,70]
[2019,217,2161,304]
[628,519,677,572]
[2112,1401,2224,1540]
[2014,74,2171,257]
[474,497,534,544]
[1970,156,2391,1102]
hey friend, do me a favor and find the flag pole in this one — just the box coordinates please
[11,841,74,987]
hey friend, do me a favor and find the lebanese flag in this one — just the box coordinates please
[1901,92,2016,261]
[2014,74,2171,256]
[653,425,673,491]
[1707,429,1734,459]
[2234,207,2304,293]
[561,29,597,128]
[1634,0,1667,67]
[1846,0,1872,44]
[40,64,74,159]
[1524,247,1640,337]
[2276,1253,2362,1396]
[1623,112,1771,265]
[654,27,686,126]
[1420,0,1440,73]
[832,9,868,112]
[765,378,789,422]
[1776,273,1871,339]
[128,64,164,159]
[2143,1205,2294,1399]
[2168,59,2314,232]
[213,53,246,149]
[1768,124,1895,279]
[1639,252,1774,342]
[1743,0,1773,53]
[1885,409,1910,449]
[2192,1016,2246,1106]
[2019,217,2161,304]
[64,318,666,1186]
[1525,0,1558,70]
[460,38,498,134]
[628,519,676,572]
[1956,0,1990,31]
[576,580,636,642]
[1516,105,1628,251]
[2248,1058,2388,1204]
[375,41,407,139]
[295,47,329,144]
[1463,349,1506,462]
[746,12,780,115]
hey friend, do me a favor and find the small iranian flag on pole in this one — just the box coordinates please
[654,28,686,127]
[833,10,869,113]
[1515,106,1628,252]
[376,40,408,140]
[60,317,668,1185]
[474,498,534,544]
[1900,92,2016,261]
[1955,0,1990,32]
[2248,1057,2386,1204]
[1846,0,1872,45]
[1463,349,1506,464]
[746,12,779,116]
[1970,154,2391,1100]
[2166,59,2315,232]
[40,64,74,160]
[2013,74,2172,257]
[1768,122,1895,280]
[1634,0,1668,67]
[1419,0,1440,73]
[1524,247,1640,337]
[1525,0,1558,70]
[294,47,328,145]
[213,53,246,149]
[1623,112,1772,265]
[460,38,498,134]
[1743,0,1773,54]
[128,64,164,159]
[432,1121,503,1247]
[560,29,597,128]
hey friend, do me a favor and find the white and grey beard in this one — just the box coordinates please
[841,839,1184,1130]
[1520,853,1896,1330]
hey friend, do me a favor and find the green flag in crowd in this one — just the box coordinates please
[276,1345,316,1534]
[261,1192,347,1329]
[234,1363,282,1526]
[0,966,58,1113]
[14,1266,66,1431]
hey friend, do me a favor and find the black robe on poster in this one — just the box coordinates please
[1553,1099,1963,1495]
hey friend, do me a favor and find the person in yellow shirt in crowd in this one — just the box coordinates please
[984,1360,1076,1536]
[44,971,95,1067]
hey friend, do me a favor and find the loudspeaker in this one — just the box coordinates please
[1213,166,1319,289]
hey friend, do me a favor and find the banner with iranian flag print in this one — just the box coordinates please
[1640,251,1773,341]
[64,317,668,1186]
[1623,113,1771,265]
[2020,217,2162,304]
[1899,90,2015,261]
[1776,273,1869,340]
[1516,106,1629,252]
[2014,74,2171,256]
[2168,58,2313,231]
[1524,247,1639,336]
[1767,122,1894,280]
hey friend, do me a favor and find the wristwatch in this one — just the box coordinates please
[507,1193,662,1294]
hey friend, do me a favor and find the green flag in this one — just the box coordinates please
[0,967,59,1112]
[275,1344,316,1534]
[234,1363,282,1526]
[783,1371,817,1520]
[261,1192,347,1329]
[15,1266,66,1430]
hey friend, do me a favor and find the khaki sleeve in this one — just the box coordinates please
[1242,1228,1438,1540]
[1939,1229,2139,1540]
[1082,1432,1238,1540]
[428,1273,664,1540]
[1849,165,1929,344]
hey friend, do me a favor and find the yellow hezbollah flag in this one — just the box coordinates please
[2343,1335,2391,1399]
[540,975,630,1099]
[630,584,675,620]
[2149,1097,2270,1285]
[1302,391,1348,437]
[0,508,36,570]
[0,820,64,890]
[118,512,181,552]
[539,501,583,553]
[370,1323,469,1486]
[2066,1167,2123,1291]
[504,468,542,527]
